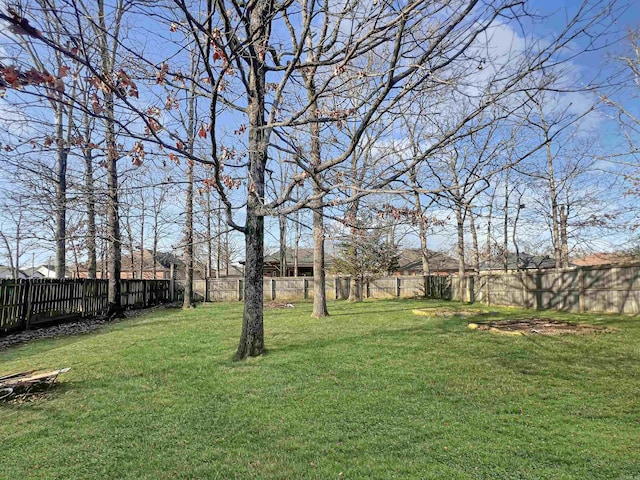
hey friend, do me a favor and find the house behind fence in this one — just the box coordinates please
[4,264,638,336]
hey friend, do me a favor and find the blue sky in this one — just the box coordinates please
[1,0,640,269]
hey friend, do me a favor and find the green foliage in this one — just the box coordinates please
[1,300,639,479]
[331,229,399,281]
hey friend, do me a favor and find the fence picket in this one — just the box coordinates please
[0,278,173,334]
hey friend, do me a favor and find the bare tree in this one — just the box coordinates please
[0,0,624,359]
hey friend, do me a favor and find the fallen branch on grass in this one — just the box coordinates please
[0,368,70,400]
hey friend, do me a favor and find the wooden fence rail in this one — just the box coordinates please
[0,278,172,334]
[451,264,640,315]
[2,275,451,335]
[183,275,452,302]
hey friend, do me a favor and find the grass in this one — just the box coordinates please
[1,299,639,479]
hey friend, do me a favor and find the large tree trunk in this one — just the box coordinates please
[206,188,213,278]
[236,2,268,359]
[469,209,480,273]
[54,104,68,279]
[485,188,495,268]
[183,74,197,308]
[455,200,467,303]
[503,170,509,272]
[124,211,135,277]
[293,203,300,277]
[547,161,562,269]
[513,201,522,270]
[105,117,121,313]
[312,196,329,316]
[416,193,430,275]
[302,39,329,317]
[346,198,361,303]
[237,207,265,359]
[539,109,562,270]
[279,215,287,277]
[348,277,359,302]
[455,201,466,277]
[183,158,194,308]
[216,203,221,278]
[560,204,569,269]
[225,230,230,277]
[83,140,97,279]
[98,0,122,315]
[139,192,145,279]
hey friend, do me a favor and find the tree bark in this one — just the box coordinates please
[54,104,68,279]
[538,108,562,270]
[312,195,329,316]
[279,214,287,277]
[83,135,97,279]
[105,117,121,312]
[503,170,509,272]
[139,191,145,279]
[469,209,480,273]
[216,197,222,278]
[183,158,194,308]
[97,0,122,315]
[455,201,466,277]
[416,193,430,275]
[560,204,569,269]
[105,112,121,312]
[183,69,197,308]
[235,0,269,359]
[293,202,300,277]
[206,187,213,279]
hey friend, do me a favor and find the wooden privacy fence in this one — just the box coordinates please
[186,275,452,302]
[0,278,172,333]
[451,264,640,315]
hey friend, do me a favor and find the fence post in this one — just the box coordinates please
[535,272,543,310]
[335,278,339,300]
[81,279,88,317]
[396,277,401,298]
[238,279,243,301]
[303,278,308,300]
[169,263,175,301]
[20,280,32,330]
[485,275,490,306]
[271,278,276,301]
[579,268,586,313]
[366,280,370,299]
[143,280,148,307]
[205,278,210,303]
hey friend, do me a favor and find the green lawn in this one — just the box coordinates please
[1,299,639,479]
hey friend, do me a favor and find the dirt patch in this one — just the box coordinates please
[264,301,295,309]
[468,318,616,336]
[412,307,484,317]
[0,302,179,350]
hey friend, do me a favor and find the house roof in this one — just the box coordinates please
[124,249,185,270]
[396,248,460,272]
[480,253,557,271]
[571,253,634,267]
[21,267,45,278]
[80,249,186,272]
[0,266,28,279]
[263,248,331,267]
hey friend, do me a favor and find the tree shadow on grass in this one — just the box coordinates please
[264,322,444,358]
[314,307,418,317]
